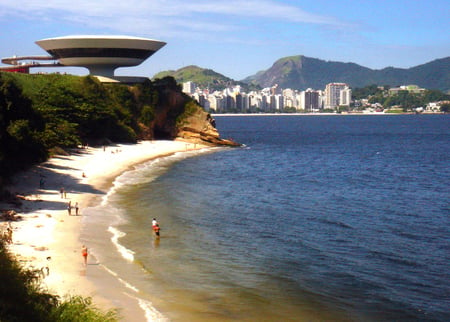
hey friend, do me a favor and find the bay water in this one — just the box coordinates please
[81,114,449,321]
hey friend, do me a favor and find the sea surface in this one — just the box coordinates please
[81,114,449,321]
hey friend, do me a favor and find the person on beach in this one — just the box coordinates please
[5,227,13,244]
[60,187,65,198]
[67,201,72,215]
[75,202,79,215]
[81,245,88,265]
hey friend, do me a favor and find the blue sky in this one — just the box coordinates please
[0,0,449,80]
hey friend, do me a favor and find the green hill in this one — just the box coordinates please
[154,65,256,91]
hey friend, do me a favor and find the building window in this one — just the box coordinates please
[47,48,155,59]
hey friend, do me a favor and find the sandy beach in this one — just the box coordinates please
[0,140,206,320]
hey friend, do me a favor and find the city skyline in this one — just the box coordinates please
[0,0,449,80]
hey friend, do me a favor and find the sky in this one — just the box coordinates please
[0,0,449,80]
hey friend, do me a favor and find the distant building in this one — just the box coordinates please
[282,89,297,109]
[183,81,196,94]
[272,94,284,111]
[340,87,352,106]
[325,83,351,109]
[300,88,321,111]
[388,85,426,96]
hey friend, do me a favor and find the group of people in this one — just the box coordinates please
[67,201,79,215]
[59,187,67,199]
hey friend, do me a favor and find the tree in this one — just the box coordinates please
[440,103,450,113]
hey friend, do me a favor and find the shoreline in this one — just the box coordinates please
[212,112,446,116]
[0,140,208,320]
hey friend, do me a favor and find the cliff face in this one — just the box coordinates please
[150,80,239,146]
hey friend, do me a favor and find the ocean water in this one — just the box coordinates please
[81,115,449,321]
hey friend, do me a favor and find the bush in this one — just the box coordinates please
[0,239,118,321]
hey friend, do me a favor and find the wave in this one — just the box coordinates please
[99,263,139,293]
[121,292,169,322]
[100,146,220,207]
[99,264,168,321]
[107,226,135,262]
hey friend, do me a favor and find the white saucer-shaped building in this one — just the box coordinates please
[35,35,166,78]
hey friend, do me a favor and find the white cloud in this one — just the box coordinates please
[0,0,343,38]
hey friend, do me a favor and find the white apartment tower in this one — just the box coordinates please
[182,81,196,94]
[325,83,351,109]
[300,88,321,111]
[340,87,352,106]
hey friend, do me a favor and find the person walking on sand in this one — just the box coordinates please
[67,201,72,215]
[81,245,88,265]
[75,202,79,215]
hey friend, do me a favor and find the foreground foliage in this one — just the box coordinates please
[0,238,118,321]
[0,72,204,181]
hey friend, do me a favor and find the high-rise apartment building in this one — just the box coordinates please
[300,88,321,111]
[182,81,196,94]
[325,83,351,109]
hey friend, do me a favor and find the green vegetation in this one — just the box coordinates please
[0,73,204,181]
[0,238,118,321]
[440,102,450,112]
[352,84,450,111]
[153,65,259,92]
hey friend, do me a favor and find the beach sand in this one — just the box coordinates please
[1,140,207,321]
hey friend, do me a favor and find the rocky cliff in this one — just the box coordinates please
[148,77,240,147]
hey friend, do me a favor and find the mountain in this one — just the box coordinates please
[243,55,450,92]
[153,65,258,92]
[154,65,234,90]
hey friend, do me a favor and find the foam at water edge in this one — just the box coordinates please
[108,226,135,262]
[99,263,140,293]
[136,296,169,322]
[99,147,218,207]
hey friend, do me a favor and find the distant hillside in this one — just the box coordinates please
[154,65,233,90]
[243,55,450,92]
[153,65,258,92]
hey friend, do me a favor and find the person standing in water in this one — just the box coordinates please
[152,218,160,237]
